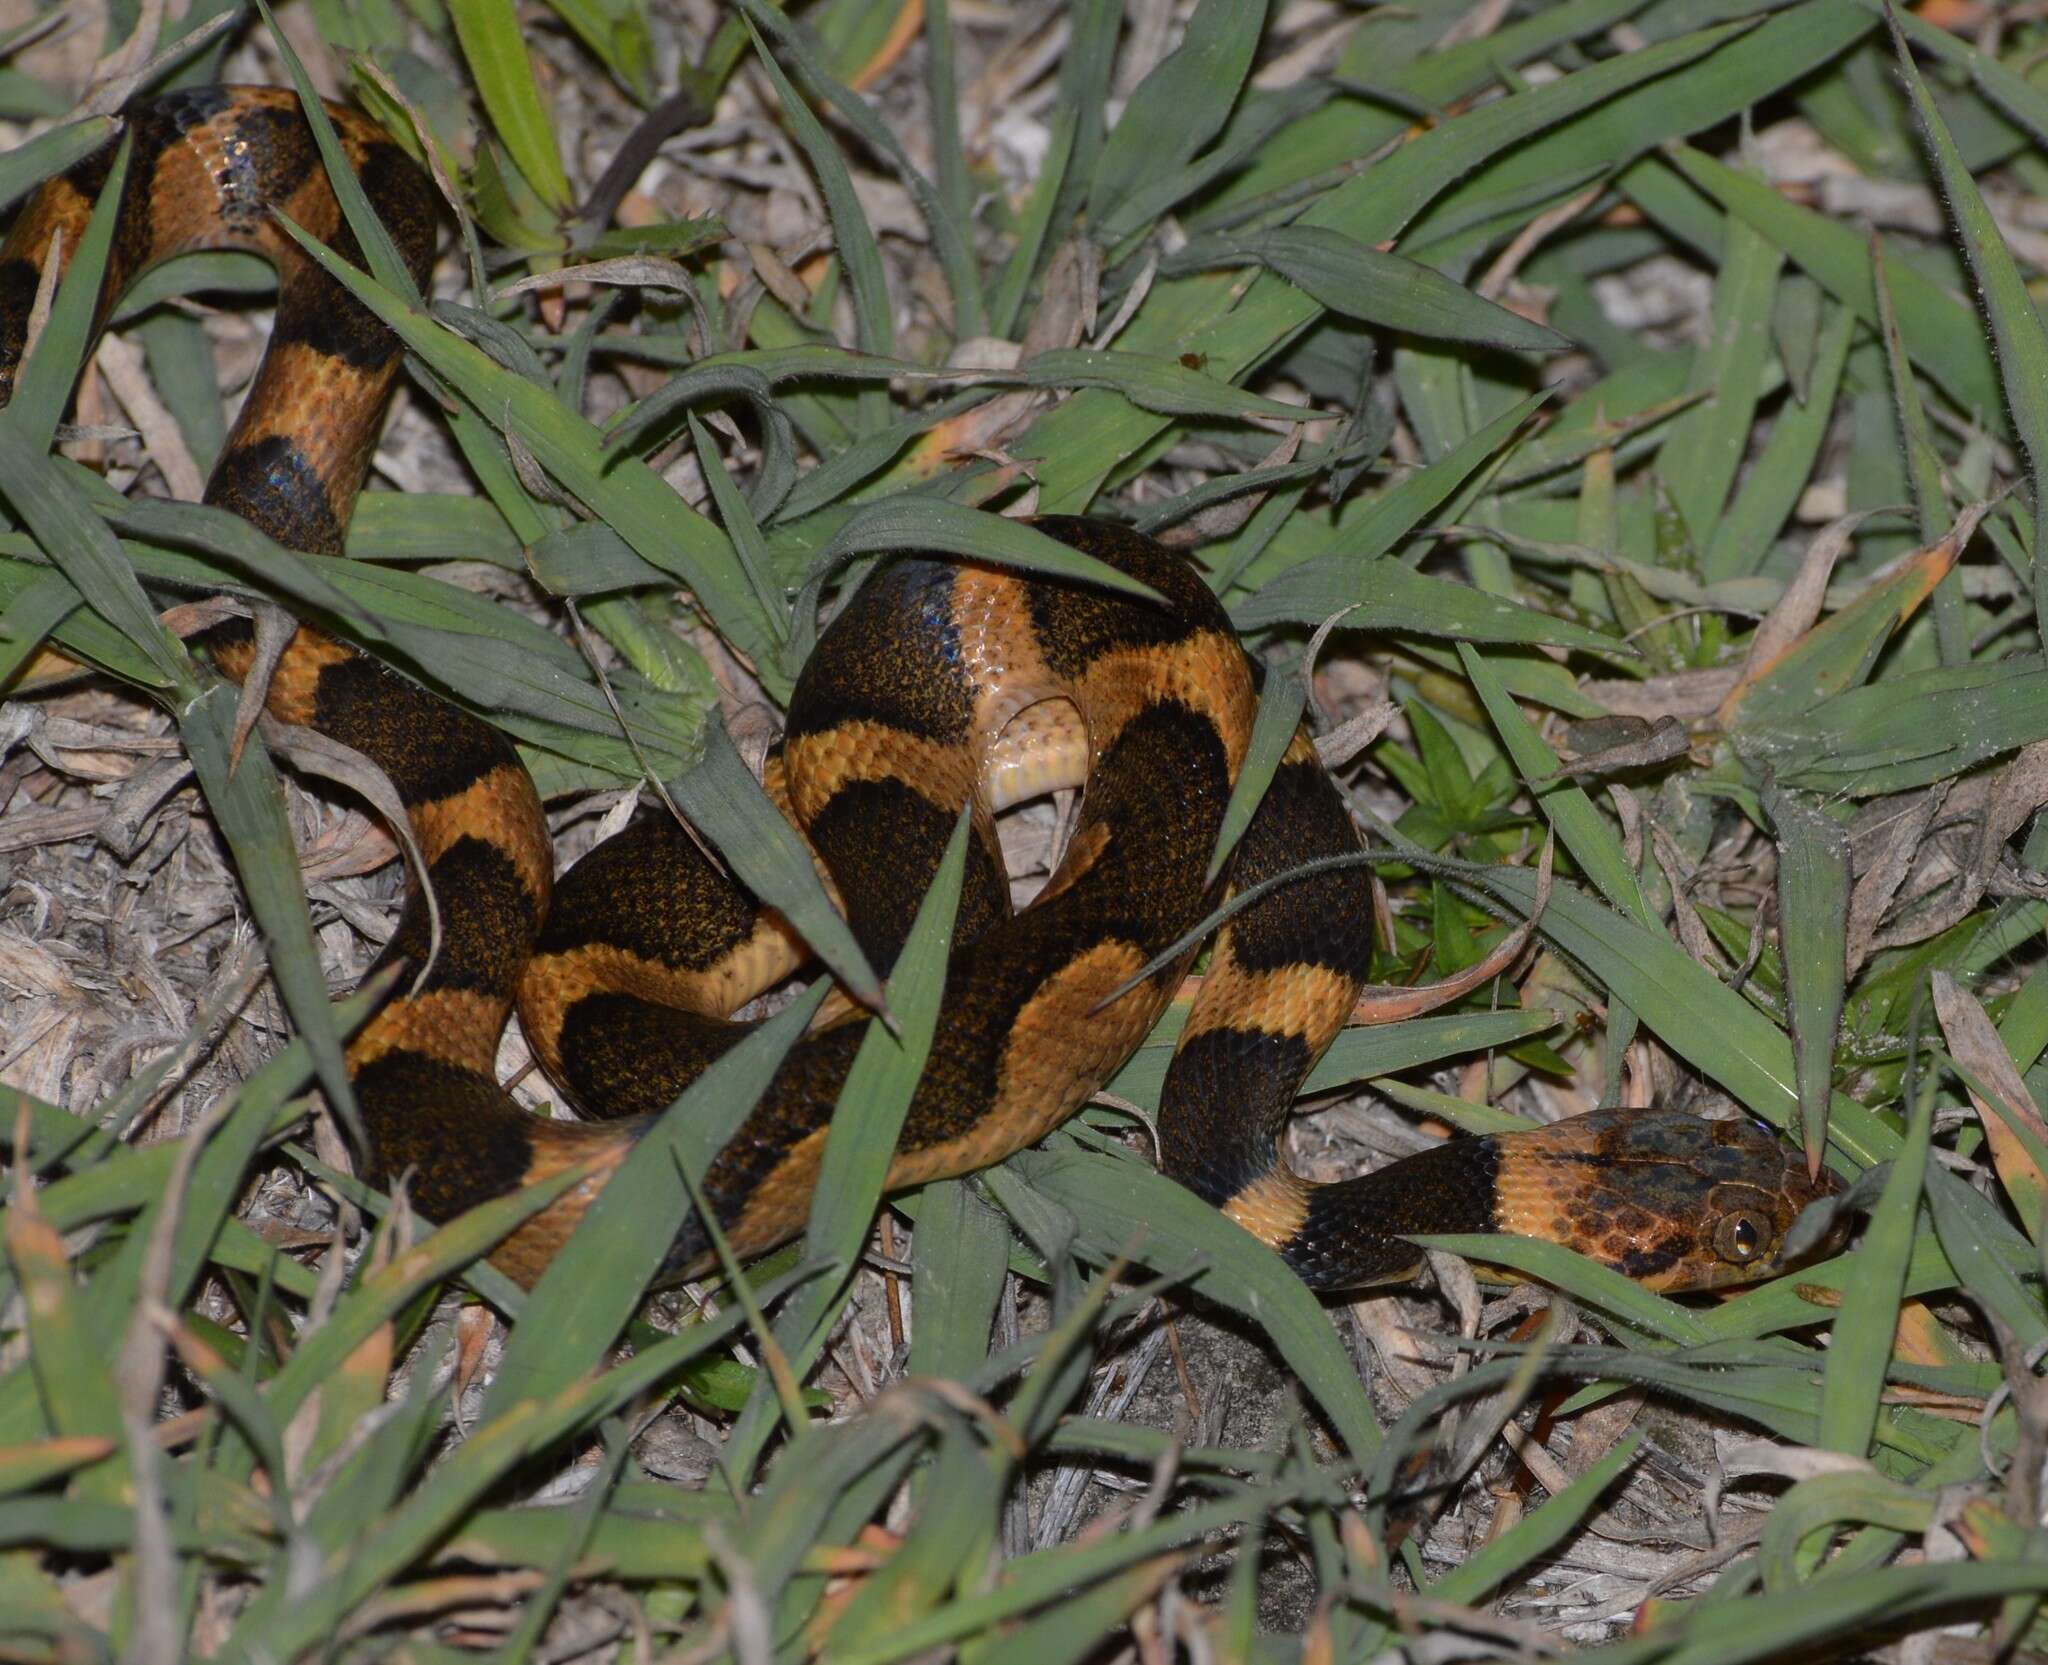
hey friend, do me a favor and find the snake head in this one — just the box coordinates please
[1494,1110,1846,1293]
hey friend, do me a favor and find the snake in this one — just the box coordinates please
[0,87,1839,1296]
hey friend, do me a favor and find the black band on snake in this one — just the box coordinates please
[0,88,1839,1294]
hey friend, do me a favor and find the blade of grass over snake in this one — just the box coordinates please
[6,131,128,449]
[1208,672,1303,884]
[347,492,522,566]
[0,114,113,212]
[0,426,186,692]
[1416,1234,1712,1344]
[91,504,710,775]
[106,250,276,323]
[267,215,785,689]
[480,978,831,1422]
[1105,1006,1557,1113]
[256,0,421,295]
[1886,7,2048,653]
[723,806,974,1482]
[1762,782,1851,1176]
[784,498,1164,675]
[667,721,884,1015]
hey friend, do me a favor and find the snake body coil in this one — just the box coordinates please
[2,89,1837,1294]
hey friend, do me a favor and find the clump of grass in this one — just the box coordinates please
[6,0,2048,1658]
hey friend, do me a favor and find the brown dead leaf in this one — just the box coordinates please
[1843,785,1948,977]
[1714,508,1891,727]
[1931,970,2048,1240]
[1579,667,1738,723]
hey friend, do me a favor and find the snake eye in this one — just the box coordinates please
[1714,1211,1771,1266]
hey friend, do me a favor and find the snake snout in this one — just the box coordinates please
[1696,1122,1848,1285]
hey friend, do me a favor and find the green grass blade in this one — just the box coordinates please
[1237,552,1624,658]
[1886,6,2048,654]
[447,0,572,214]
[1022,17,1761,510]
[732,0,982,342]
[1654,200,1784,549]
[1701,299,1854,581]
[723,806,974,1482]
[667,720,884,1012]
[7,131,129,448]
[1668,141,2003,435]
[1763,782,1851,1175]
[0,568,79,685]
[0,114,113,213]
[1432,1431,1641,1606]
[907,1179,1009,1378]
[255,0,421,294]
[1087,0,1267,234]
[1007,1141,1381,1461]
[1459,641,1653,925]
[266,215,783,688]
[480,978,829,1421]
[0,421,185,681]
[741,15,891,428]
[1178,227,1570,353]
[1207,673,1303,885]
[1823,1071,1929,1458]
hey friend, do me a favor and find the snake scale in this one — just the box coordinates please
[0,88,1837,1294]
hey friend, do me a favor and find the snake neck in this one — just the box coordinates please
[1198,1134,1504,1293]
